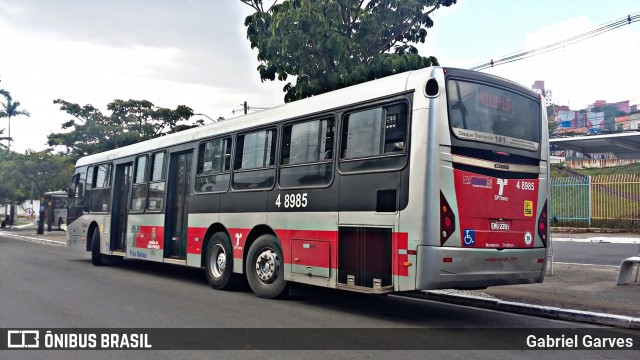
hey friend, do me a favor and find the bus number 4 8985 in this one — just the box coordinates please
[275,193,308,208]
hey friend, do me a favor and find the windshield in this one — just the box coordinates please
[446,79,541,151]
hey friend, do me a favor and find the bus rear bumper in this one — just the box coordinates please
[415,245,548,290]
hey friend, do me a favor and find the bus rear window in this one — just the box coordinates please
[446,79,541,151]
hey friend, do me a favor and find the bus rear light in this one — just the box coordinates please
[440,192,456,246]
[537,258,545,263]
[443,257,453,263]
[537,201,548,246]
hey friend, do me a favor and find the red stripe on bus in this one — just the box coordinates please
[183,227,410,276]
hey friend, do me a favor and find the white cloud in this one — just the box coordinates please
[0,16,284,153]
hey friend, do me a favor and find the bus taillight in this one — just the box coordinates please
[440,192,455,245]
[537,201,548,246]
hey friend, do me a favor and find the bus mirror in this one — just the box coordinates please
[67,187,74,198]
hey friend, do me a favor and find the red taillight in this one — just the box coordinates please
[440,192,456,245]
[537,201,548,246]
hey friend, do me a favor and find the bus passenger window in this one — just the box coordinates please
[235,129,276,170]
[232,129,276,190]
[83,166,93,212]
[131,155,148,212]
[148,152,166,211]
[90,163,112,213]
[196,137,231,192]
[279,118,334,188]
[341,103,407,160]
[72,167,87,208]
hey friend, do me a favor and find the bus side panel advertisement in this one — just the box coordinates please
[134,226,164,250]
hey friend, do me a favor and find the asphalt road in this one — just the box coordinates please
[1,235,638,359]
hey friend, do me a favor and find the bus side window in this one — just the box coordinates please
[131,155,148,212]
[195,137,231,193]
[383,104,407,153]
[72,167,86,208]
[279,117,334,188]
[83,166,93,212]
[340,104,407,160]
[91,163,112,213]
[148,151,166,211]
[339,102,408,172]
[232,128,276,190]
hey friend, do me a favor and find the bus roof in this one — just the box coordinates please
[75,67,526,168]
[74,67,439,167]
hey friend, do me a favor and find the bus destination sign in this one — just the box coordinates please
[478,88,512,113]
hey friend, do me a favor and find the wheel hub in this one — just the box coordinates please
[210,244,226,278]
[255,249,279,283]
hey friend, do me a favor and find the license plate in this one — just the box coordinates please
[490,220,511,231]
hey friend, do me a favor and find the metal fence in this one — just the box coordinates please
[550,174,640,228]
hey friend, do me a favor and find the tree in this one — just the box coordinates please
[0,129,10,150]
[242,0,456,102]
[0,90,31,151]
[0,150,73,202]
[0,149,73,226]
[47,99,199,160]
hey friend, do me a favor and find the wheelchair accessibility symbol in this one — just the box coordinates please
[463,229,476,247]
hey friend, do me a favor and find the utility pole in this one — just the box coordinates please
[233,102,271,115]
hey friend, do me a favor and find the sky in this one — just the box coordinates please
[1,0,639,154]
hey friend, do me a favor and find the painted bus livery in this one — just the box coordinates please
[66,67,550,298]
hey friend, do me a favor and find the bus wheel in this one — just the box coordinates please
[91,230,104,266]
[205,232,233,290]
[246,234,288,299]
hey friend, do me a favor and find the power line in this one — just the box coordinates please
[469,12,640,71]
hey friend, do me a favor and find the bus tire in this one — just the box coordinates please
[91,230,104,266]
[245,234,288,299]
[205,232,233,290]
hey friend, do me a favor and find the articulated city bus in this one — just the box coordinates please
[66,67,550,298]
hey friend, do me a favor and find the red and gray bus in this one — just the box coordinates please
[66,67,550,298]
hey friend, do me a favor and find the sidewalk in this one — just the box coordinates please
[422,230,640,329]
[422,262,640,329]
[2,226,640,329]
[0,224,67,246]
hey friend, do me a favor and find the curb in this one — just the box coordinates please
[420,290,640,329]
